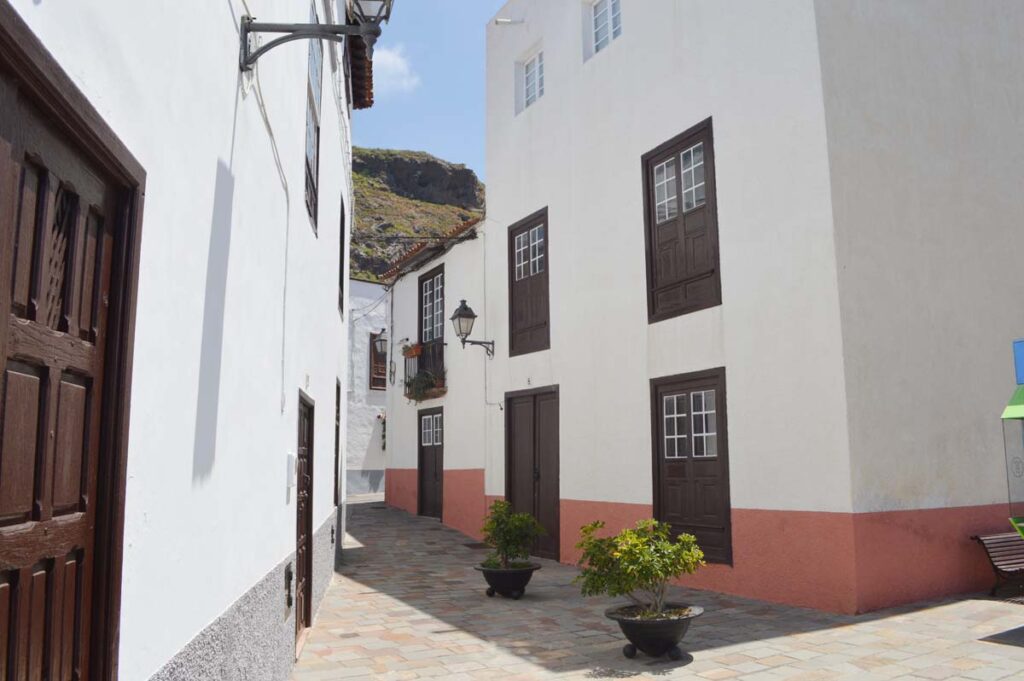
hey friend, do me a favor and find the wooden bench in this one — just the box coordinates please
[974,532,1024,596]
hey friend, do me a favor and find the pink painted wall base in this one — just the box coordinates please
[443,469,486,540]
[384,471,1007,613]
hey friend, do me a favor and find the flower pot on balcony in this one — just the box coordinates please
[402,344,422,358]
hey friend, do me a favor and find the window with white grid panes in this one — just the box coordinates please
[514,224,545,281]
[421,414,433,446]
[691,389,717,457]
[524,51,544,108]
[663,393,689,458]
[432,414,443,445]
[654,158,678,224]
[421,272,444,342]
[593,0,622,53]
[681,142,706,211]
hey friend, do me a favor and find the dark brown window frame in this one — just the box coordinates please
[650,367,732,565]
[0,6,146,679]
[338,193,346,312]
[641,117,722,323]
[508,207,550,357]
[418,264,445,345]
[304,3,323,233]
[369,331,387,390]
[334,379,341,506]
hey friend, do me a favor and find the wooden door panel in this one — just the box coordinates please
[295,398,313,638]
[10,161,43,319]
[52,375,88,515]
[0,361,43,525]
[534,391,559,560]
[507,396,533,518]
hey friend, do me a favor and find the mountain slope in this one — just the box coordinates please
[350,147,484,281]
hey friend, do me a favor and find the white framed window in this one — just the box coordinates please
[514,231,529,281]
[592,0,622,53]
[514,224,546,281]
[421,415,433,446]
[421,272,444,342]
[691,389,717,457]
[304,2,323,228]
[529,225,545,275]
[654,158,678,224]
[432,414,443,445]
[523,51,544,108]
[681,142,706,211]
[663,394,688,458]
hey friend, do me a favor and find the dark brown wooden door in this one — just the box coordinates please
[0,68,121,680]
[418,408,443,519]
[506,388,559,560]
[651,369,731,563]
[296,397,314,639]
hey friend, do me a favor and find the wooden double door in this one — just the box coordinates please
[295,397,314,640]
[418,408,443,519]
[506,387,559,560]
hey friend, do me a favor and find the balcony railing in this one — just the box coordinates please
[403,340,446,401]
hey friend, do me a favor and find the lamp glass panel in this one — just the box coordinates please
[452,314,474,339]
[355,0,385,20]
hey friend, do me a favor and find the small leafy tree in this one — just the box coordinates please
[574,519,704,616]
[481,500,545,569]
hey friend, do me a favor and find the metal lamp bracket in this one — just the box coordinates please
[240,15,382,72]
[461,338,495,358]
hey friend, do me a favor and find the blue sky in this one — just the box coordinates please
[352,0,508,182]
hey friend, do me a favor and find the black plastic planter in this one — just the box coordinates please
[604,603,704,660]
[474,564,540,599]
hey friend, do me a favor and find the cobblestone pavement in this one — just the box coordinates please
[292,502,1024,680]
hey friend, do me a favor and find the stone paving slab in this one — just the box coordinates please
[292,502,1024,680]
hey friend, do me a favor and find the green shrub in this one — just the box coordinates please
[481,500,544,569]
[574,519,704,616]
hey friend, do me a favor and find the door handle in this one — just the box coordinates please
[533,468,540,481]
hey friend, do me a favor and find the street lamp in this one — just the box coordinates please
[450,300,494,357]
[373,329,388,355]
[240,0,394,71]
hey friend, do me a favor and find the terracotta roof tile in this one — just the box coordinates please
[382,216,484,282]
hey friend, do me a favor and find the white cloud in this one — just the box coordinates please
[373,45,421,97]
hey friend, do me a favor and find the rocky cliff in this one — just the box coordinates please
[350,147,484,281]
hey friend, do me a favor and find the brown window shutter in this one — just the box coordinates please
[508,208,550,356]
[643,118,721,322]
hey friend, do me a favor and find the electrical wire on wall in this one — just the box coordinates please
[237,0,357,413]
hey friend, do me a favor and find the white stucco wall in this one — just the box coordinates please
[385,234,488,475]
[815,0,1024,512]
[11,1,353,678]
[482,0,854,512]
[347,279,387,493]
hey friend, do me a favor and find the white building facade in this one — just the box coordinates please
[0,1,384,678]
[346,278,388,494]
[385,0,1024,614]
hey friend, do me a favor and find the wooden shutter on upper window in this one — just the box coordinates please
[643,118,721,322]
[508,207,550,356]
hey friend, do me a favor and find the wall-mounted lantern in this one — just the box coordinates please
[373,329,388,355]
[240,0,394,71]
[450,300,494,357]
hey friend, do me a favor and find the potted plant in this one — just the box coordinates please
[474,500,544,600]
[575,519,705,660]
[401,343,422,358]
[403,369,447,402]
